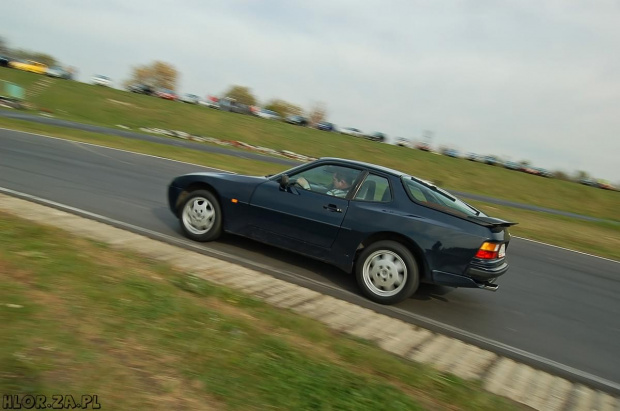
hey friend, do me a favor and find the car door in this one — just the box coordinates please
[248,164,362,249]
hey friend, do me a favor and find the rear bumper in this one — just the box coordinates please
[431,260,508,289]
[467,261,509,281]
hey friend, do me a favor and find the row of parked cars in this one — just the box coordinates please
[125,83,220,106]
[253,110,387,142]
[1,56,75,80]
[395,141,616,190]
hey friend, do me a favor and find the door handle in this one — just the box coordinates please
[323,204,342,213]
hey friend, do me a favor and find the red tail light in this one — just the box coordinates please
[475,242,505,260]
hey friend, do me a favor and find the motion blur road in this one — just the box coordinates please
[1,128,619,390]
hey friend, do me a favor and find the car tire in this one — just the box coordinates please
[179,190,222,242]
[355,240,419,304]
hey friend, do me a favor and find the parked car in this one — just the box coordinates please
[45,65,71,79]
[365,132,387,142]
[466,152,479,161]
[199,99,220,109]
[395,138,412,148]
[9,59,48,74]
[285,115,309,126]
[339,127,364,137]
[534,167,552,178]
[168,157,515,305]
[256,108,282,120]
[483,155,499,166]
[441,148,460,158]
[128,83,154,95]
[596,180,616,190]
[317,121,335,131]
[415,142,431,152]
[155,88,178,101]
[92,75,112,87]
[180,93,200,104]
[218,97,252,114]
[503,161,522,171]
[579,178,598,187]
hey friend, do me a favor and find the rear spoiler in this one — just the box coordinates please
[467,216,518,230]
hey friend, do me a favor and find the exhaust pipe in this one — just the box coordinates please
[478,281,499,292]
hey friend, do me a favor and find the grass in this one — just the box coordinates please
[1,114,619,261]
[1,66,619,223]
[0,212,526,410]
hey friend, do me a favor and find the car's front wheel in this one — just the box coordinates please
[179,190,222,241]
[355,240,419,304]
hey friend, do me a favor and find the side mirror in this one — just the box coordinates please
[279,174,290,189]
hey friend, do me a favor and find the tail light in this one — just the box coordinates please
[475,242,506,260]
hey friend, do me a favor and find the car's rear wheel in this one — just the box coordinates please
[355,240,419,304]
[179,190,222,241]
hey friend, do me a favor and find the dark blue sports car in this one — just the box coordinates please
[168,158,516,304]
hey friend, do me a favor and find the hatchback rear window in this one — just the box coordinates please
[401,176,481,217]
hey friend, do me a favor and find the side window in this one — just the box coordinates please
[354,174,391,202]
[291,165,361,198]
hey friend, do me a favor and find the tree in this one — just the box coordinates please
[0,36,59,66]
[553,170,570,181]
[574,170,589,180]
[222,85,257,106]
[307,101,327,126]
[264,99,302,117]
[127,61,178,90]
[11,49,57,66]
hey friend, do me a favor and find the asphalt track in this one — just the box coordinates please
[1,127,619,393]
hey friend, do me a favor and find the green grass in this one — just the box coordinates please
[0,213,525,410]
[2,66,619,223]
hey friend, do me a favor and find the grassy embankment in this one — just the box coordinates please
[0,213,526,410]
[1,67,619,260]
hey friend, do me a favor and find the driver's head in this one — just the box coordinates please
[333,171,354,189]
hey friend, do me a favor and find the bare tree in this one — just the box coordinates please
[11,49,57,66]
[222,85,257,106]
[127,61,178,90]
[307,101,327,126]
[574,170,590,180]
[264,99,302,117]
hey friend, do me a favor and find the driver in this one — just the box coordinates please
[326,171,354,197]
[295,171,354,198]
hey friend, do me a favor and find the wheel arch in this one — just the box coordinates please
[175,182,221,215]
[355,232,430,281]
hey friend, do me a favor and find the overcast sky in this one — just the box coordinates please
[2,0,619,182]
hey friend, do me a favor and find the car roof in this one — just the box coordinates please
[317,157,407,177]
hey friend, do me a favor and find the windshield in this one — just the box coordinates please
[401,176,482,217]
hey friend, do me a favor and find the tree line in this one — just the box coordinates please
[1,36,323,120]
[0,36,57,67]
[125,61,326,121]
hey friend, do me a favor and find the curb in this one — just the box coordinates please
[1,193,618,411]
